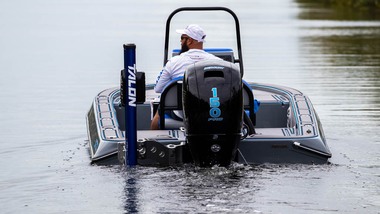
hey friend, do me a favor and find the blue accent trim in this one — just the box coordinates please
[162,76,183,91]
[254,100,260,114]
[243,80,260,113]
[242,80,252,90]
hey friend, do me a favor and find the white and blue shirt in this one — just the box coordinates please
[154,49,222,93]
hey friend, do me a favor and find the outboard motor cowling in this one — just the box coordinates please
[183,60,243,167]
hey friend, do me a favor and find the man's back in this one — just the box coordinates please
[154,49,221,93]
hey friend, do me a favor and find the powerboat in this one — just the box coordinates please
[86,7,332,167]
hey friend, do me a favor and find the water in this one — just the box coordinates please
[0,0,379,213]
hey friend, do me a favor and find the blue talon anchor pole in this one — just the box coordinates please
[123,44,137,166]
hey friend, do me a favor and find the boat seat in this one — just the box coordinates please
[159,77,184,130]
[159,77,257,130]
[243,80,257,126]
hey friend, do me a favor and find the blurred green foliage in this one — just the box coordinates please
[329,0,380,8]
[302,0,380,8]
[296,0,380,20]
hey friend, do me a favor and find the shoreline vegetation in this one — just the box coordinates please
[319,0,380,9]
[296,0,380,20]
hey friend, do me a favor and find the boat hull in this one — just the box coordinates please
[86,83,331,165]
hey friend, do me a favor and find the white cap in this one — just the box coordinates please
[176,24,206,42]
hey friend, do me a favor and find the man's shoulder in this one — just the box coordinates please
[166,55,184,65]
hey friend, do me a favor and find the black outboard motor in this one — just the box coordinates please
[183,60,243,167]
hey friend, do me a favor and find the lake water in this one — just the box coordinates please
[1,0,379,213]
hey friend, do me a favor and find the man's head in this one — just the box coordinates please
[176,24,206,42]
[176,24,206,53]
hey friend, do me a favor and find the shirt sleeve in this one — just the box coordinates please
[154,61,172,93]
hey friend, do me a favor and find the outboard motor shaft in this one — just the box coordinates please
[183,60,243,167]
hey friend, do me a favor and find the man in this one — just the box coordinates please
[151,24,221,129]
